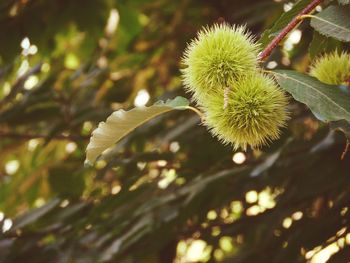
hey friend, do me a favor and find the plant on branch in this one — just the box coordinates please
[85,0,350,163]
[1,0,350,262]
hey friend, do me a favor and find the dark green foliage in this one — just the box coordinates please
[48,164,85,198]
[310,5,350,42]
[308,31,342,59]
[274,70,350,122]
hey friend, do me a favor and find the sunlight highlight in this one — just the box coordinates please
[283,2,293,12]
[106,9,119,36]
[308,242,339,263]
[65,142,77,153]
[232,152,246,164]
[28,139,40,151]
[2,218,12,233]
[20,37,30,50]
[134,89,150,107]
[284,29,302,51]
[176,239,212,263]
[207,210,217,220]
[5,160,19,175]
[245,190,258,203]
[170,141,180,152]
[24,75,38,90]
[21,37,38,56]
[158,169,177,189]
[17,59,29,77]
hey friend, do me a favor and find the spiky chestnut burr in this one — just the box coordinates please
[203,73,289,150]
[181,23,260,104]
[310,51,350,86]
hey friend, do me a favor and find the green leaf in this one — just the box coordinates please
[259,0,310,47]
[85,96,190,164]
[12,198,60,230]
[115,4,143,52]
[273,70,350,123]
[310,6,350,42]
[308,31,342,59]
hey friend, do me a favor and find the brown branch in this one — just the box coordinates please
[0,131,89,141]
[258,0,323,61]
[341,140,349,160]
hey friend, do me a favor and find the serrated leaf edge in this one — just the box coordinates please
[273,71,350,121]
[85,97,189,164]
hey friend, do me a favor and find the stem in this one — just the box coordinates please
[341,140,349,160]
[186,106,204,120]
[298,14,315,20]
[258,0,323,61]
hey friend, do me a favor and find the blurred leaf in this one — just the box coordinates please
[308,31,342,59]
[12,198,60,230]
[274,70,350,122]
[48,164,85,199]
[115,4,143,52]
[310,5,350,42]
[250,138,292,177]
[86,96,190,164]
[259,0,310,47]
[0,0,109,62]
[0,103,61,125]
